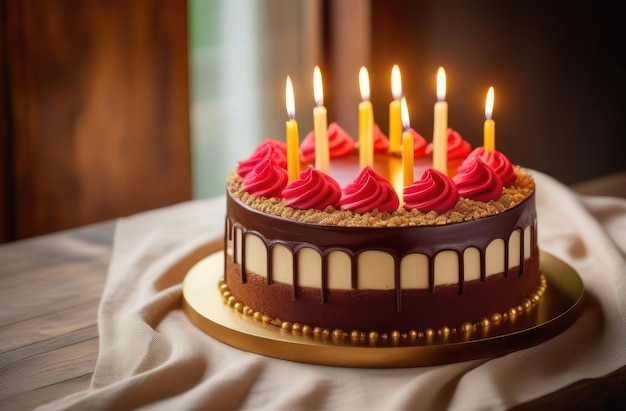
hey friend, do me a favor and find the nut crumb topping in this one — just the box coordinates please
[227,167,535,227]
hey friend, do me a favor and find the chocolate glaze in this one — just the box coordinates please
[227,191,535,277]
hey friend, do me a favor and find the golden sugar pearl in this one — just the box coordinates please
[227,296,237,307]
[350,330,362,342]
[302,325,313,336]
[491,313,503,324]
[219,283,229,292]
[292,323,303,333]
[261,315,272,325]
[368,331,380,342]
[409,330,418,341]
[313,327,324,337]
[479,317,491,328]
[521,299,532,310]
[243,306,254,315]
[281,322,292,331]
[234,302,244,313]
[459,322,474,333]
[508,307,518,318]
[253,311,262,321]
[531,293,541,303]
[331,329,344,340]
[438,327,451,337]
[390,330,401,342]
[516,304,524,313]
[424,328,435,339]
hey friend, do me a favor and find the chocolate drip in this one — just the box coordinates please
[226,191,537,312]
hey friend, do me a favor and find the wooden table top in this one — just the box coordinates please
[0,221,115,409]
[1,173,625,409]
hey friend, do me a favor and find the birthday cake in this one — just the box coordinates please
[221,124,542,344]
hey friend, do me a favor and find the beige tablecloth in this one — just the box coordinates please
[38,171,626,410]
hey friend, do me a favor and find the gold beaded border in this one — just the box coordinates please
[217,275,547,346]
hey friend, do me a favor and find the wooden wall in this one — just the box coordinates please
[1,0,191,242]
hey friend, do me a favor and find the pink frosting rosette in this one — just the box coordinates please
[237,139,287,177]
[339,166,399,213]
[452,157,503,202]
[300,122,356,163]
[461,147,517,186]
[403,168,459,213]
[242,157,289,198]
[426,128,472,160]
[282,167,342,210]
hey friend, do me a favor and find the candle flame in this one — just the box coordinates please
[313,66,324,106]
[359,66,370,101]
[485,86,494,120]
[436,67,446,101]
[400,97,410,131]
[286,75,295,119]
[391,65,402,100]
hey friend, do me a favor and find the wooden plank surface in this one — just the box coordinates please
[0,221,114,409]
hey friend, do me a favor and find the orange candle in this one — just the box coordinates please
[358,66,374,169]
[388,65,403,154]
[432,67,448,174]
[484,86,495,152]
[313,66,329,173]
[285,76,300,181]
[400,97,414,186]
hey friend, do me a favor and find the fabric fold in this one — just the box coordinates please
[37,174,626,410]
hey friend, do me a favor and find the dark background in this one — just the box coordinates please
[366,0,625,185]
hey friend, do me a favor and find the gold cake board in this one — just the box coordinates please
[182,251,584,368]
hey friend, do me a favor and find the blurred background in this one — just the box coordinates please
[1,0,625,242]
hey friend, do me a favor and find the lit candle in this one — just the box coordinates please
[358,66,374,169]
[401,97,414,186]
[432,67,448,174]
[388,65,403,154]
[313,66,329,173]
[285,76,300,182]
[484,86,495,152]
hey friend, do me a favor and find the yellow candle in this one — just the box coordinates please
[433,67,448,174]
[285,76,300,182]
[313,66,329,173]
[358,66,374,169]
[388,65,403,154]
[484,86,495,152]
[401,97,414,186]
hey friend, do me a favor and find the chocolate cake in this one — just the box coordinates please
[221,125,543,344]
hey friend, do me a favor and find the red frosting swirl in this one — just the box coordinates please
[426,128,472,159]
[452,157,503,202]
[242,157,289,198]
[300,122,356,163]
[373,124,390,152]
[339,166,400,213]
[403,168,459,213]
[237,139,287,177]
[461,147,517,186]
[282,167,342,210]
